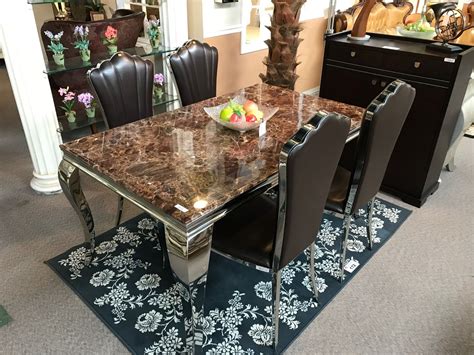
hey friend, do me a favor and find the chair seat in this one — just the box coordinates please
[325,166,351,214]
[213,194,277,268]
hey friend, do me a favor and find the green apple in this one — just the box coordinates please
[220,105,234,121]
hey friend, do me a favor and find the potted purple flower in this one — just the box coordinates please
[73,25,91,63]
[78,92,97,119]
[44,30,66,66]
[153,73,165,100]
[58,87,76,122]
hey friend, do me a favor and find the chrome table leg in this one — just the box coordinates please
[308,243,319,303]
[115,196,124,226]
[339,214,351,283]
[366,198,375,250]
[272,270,282,353]
[58,159,96,265]
[164,225,214,354]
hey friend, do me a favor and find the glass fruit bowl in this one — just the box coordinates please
[397,24,435,40]
[204,96,279,132]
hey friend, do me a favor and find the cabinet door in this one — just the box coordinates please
[320,64,384,108]
[383,81,449,197]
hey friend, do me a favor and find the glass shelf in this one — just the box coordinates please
[44,45,176,75]
[153,93,178,107]
[58,112,103,133]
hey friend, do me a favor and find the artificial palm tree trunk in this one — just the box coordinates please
[260,0,307,90]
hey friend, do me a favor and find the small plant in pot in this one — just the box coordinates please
[153,73,165,100]
[102,25,118,55]
[78,92,97,119]
[147,19,160,49]
[73,25,91,63]
[58,87,76,123]
[44,30,66,66]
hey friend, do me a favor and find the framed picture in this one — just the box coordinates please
[90,11,105,21]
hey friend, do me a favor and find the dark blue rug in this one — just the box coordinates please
[47,198,410,354]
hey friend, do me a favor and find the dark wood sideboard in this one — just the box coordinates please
[320,32,474,207]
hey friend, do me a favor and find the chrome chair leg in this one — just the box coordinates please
[115,196,124,226]
[272,270,282,353]
[339,214,351,283]
[308,243,319,303]
[366,197,375,250]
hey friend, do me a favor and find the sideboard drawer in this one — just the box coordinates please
[326,43,383,68]
[381,52,455,81]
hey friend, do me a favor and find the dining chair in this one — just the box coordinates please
[169,39,218,106]
[212,111,351,352]
[325,79,416,282]
[87,51,154,226]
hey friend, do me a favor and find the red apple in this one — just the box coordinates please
[243,100,258,114]
[230,113,242,123]
[245,114,257,123]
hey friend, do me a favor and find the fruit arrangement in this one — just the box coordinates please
[219,99,264,124]
[404,18,434,33]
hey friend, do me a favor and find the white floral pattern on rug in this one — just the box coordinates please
[55,200,403,354]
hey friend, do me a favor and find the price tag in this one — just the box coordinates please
[259,121,267,137]
[344,259,360,273]
[444,57,456,63]
[174,204,189,213]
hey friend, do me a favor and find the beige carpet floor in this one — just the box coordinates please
[0,65,473,354]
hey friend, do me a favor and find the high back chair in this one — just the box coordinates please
[325,79,416,282]
[169,39,218,106]
[212,111,351,352]
[87,51,154,129]
[87,51,154,226]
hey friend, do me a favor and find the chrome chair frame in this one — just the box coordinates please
[329,80,405,283]
[213,112,341,352]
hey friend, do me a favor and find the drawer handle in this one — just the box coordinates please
[414,61,421,69]
[350,51,356,58]
[381,81,387,87]
[371,79,378,86]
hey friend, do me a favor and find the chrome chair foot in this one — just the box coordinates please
[272,271,281,353]
[308,243,319,303]
[339,213,351,283]
[366,198,375,250]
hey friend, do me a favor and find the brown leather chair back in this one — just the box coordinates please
[275,112,351,269]
[87,51,154,129]
[169,40,218,106]
[349,80,416,213]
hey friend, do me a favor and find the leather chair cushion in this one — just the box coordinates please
[325,166,351,214]
[213,194,277,268]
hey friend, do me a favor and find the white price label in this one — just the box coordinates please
[382,45,400,51]
[444,57,456,63]
[259,121,267,137]
[174,204,189,213]
[344,259,360,273]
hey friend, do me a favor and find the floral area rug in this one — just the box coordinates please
[47,198,410,354]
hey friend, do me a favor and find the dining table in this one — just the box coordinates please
[58,83,365,353]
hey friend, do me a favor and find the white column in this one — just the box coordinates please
[0,0,62,194]
[160,0,189,48]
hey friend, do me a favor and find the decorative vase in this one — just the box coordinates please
[149,36,160,49]
[85,107,96,119]
[107,45,117,55]
[66,112,76,123]
[53,53,64,66]
[80,49,91,63]
[153,86,164,100]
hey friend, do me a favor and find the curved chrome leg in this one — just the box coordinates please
[164,225,214,354]
[272,270,281,353]
[308,243,319,303]
[114,196,124,226]
[58,159,96,265]
[339,214,351,283]
[366,198,375,250]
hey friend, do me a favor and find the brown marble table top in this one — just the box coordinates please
[61,83,364,227]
